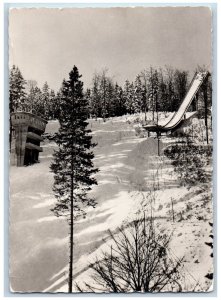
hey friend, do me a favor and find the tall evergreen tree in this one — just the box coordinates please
[174,70,189,111]
[148,67,159,121]
[158,69,168,112]
[33,86,44,116]
[48,89,56,119]
[50,66,98,293]
[100,70,109,121]
[91,73,101,119]
[9,65,27,151]
[26,85,36,112]
[134,75,143,113]
[140,70,149,121]
[9,65,27,113]
[84,88,91,118]
[106,81,115,117]
[113,83,126,116]
[124,80,135,114]
[165,66,176,112]
[42,81,50,119]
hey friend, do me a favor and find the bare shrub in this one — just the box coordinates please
[76,217,183,292]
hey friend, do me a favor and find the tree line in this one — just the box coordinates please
[9,65,60,120]
[9,65,193,122]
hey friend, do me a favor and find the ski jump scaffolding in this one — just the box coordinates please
[143,71,210,136]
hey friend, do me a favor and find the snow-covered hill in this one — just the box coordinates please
[10,114,213,293]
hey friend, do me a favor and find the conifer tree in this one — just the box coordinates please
[148,67,159,121]
[100,70,109,121]
[91,73,101,119]
[106,81,115,117]
[9,65,26,151]
[33,86,43,116]
[140,70,149,121]
[9,65,27,113]
[158,69,168,112]
[50,66,98,293]
[165,66,176,112]
[26,85,36,112]
[114,83,126,116]
[124,80,135,114]
[47,89,56,120]
[42,81,50,119]
[84,88,91,118]
[134,75,143,113]
[174,70,189,111]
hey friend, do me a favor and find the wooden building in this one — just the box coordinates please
[11,112,47,166]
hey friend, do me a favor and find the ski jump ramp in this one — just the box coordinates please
[143,71,209,133]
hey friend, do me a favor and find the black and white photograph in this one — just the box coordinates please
[8,5,214,293]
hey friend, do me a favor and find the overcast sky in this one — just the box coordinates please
[9,7,212,91]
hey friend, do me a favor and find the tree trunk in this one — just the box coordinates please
[69,136,74,293]
[69,171,74,293]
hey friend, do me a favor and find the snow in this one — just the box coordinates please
[37,216,60,223]
[10,114,213,293]
[33,198,55,209]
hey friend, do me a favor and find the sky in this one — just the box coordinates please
[9,7,212,92]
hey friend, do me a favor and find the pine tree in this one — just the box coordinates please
[26,85,36,112]
[165,66,176,112]
[106,81,115,117]
[158,69,168,112]
[42,81,50,119]
[113,83,126,116]
[174,70,189,111]
[48,89,56,120]
[84,88,91,118]
[54,91,61,120]
[140,70,149,121]
[50,66,98,293]
[91,73,101,119]
[9,65,27,151]
[134,75,143,113]
[124,80,135,114]
[147,67,159,121]
[9,65,27,113]
[32,86,44,116]
[100,70,109,121]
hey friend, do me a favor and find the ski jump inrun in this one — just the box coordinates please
[143,71,209,134]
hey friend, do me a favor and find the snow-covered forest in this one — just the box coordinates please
[9,65,212,122]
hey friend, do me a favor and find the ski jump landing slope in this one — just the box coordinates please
[144,71,209,133]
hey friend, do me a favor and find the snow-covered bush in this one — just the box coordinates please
[164,143,212,186]
[182,117,212,144]
[134,124,146,138]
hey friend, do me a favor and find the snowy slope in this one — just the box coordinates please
[10,115,213,293]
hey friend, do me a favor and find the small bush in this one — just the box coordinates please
[164,143,212,186]
[134,125,145,138]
